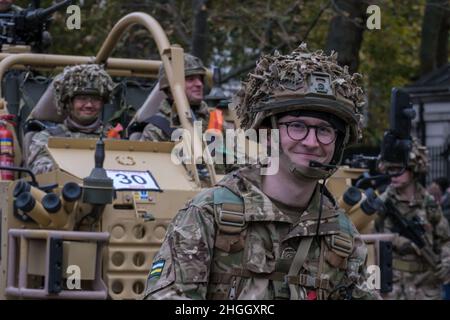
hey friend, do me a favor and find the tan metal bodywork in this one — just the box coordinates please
[0,53,162,86]
[327,167,379,235]
[48,138,201,299]
[326,166,366,200]
[328,167,391,291]
[326,166,378,234]
[0,138,201,299]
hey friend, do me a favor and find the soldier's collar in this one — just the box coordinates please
[196,101,210,118]
[216,167,290,223]
[220,166,336,224]
[64,116,103,134]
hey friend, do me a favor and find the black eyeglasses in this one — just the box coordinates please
[278,121,338,145]
[74,95,103,105]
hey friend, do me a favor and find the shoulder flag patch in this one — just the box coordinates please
[149,259,165,279]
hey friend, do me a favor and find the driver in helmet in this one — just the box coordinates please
[140,53,209,141]
[143,43,379,300]
[27,64,115,175]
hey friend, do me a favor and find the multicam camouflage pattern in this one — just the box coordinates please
[53,64,115,115]
[144,166,379,300]
[407,138,429,174]
[377,184,450,299]
[231,42,365,144]
[140,99,210,142]
[159,53,206,90]
[27,121,110,175]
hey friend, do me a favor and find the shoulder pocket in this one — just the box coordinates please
[325,232,354,269]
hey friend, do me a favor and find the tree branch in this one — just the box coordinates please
[325,0,366,72]
[330,0,366,29]
[221,1,331,83]
[221,59,260,83]
[301,0,332,42]
[164,0,191,48]
[420,0,449,75]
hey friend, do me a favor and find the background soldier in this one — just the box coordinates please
[377,138,450,299]
[140,53,209,141]
[27,64,115,175]
[143,43,378,300]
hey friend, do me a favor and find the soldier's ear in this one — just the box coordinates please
[66,99,76,115]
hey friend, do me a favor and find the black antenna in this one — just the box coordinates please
[82,133,114,206]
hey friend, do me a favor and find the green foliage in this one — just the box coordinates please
[359,0,426,144]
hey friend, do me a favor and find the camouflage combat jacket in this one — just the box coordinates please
[377,184,450,299]
[27,122,109,175]
[144,166,378,300]
[140,99,209,142]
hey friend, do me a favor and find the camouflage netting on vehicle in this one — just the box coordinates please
[53,64,116,115]
[232,43,366,142]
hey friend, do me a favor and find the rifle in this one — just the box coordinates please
[383,198,440,269]
[0,0,73,52]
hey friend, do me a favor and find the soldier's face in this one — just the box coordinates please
[70,95,104,125]
[0,0,13,12]
[185,75,204,105]
[278,115,336,168]
[390,169,414,189]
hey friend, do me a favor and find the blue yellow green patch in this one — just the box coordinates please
[149,259,165,279]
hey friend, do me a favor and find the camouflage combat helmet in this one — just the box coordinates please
[408,138,429,174]
[53,64,115,115]
[231,43,366,179]
[232,43,365,144]
[159,53,206,90]
[380,137,429,175]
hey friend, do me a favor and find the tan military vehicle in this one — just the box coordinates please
[0,12,220,300]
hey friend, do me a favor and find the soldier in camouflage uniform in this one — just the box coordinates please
[144,43,379,300]
[140,53,210,142]
[377,138,450,299]
[27,64,115,175]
